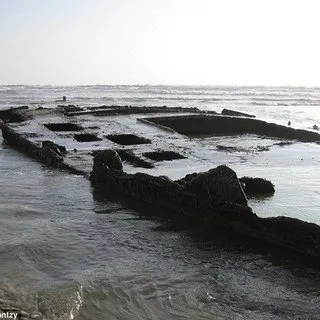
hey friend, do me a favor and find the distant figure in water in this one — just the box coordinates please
[55,96,67,102]
[288,121,291,126]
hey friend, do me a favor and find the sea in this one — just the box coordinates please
[0,85,320,319]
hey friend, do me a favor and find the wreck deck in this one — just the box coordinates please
[2,105,319,180]
[2,107,206,176]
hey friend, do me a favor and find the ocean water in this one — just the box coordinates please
[0,85,320,319]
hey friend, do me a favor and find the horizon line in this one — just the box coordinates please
[1,83,320,89]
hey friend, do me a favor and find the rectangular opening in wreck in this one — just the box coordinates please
[116,149,154,168]
[74,133,102,142]
[105,134,151,145]
[44,123,84,132]
[143,150,186,161]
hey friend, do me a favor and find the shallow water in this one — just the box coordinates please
[1,143,320,319]
[1,86,320,319]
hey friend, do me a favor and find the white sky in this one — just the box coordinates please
[1,0,320,86]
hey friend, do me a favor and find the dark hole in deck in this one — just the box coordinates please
[116,149,154,168]
[44,123,83,132]
[143,150,186,161]
[105,134,151,145]
[74,133,102,142]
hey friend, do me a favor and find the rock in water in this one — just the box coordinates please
[93,149,123,170]
[183,165,248,206]
[239,177,275,195]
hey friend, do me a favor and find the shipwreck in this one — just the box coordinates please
[1,105,320,265]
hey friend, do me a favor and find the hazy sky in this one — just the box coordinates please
[1,0,320,86]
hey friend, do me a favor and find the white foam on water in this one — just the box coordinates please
[69,285,83,320]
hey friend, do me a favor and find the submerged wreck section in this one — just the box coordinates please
[1,105,320,266]
[91,151,253,221]
[0,106,31,123]
[221,108,256,118]
[64,104,204,116]
[91,150,320,263]
[144,114,320,142]
[0,120,85,175]
[239,177,275,195]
